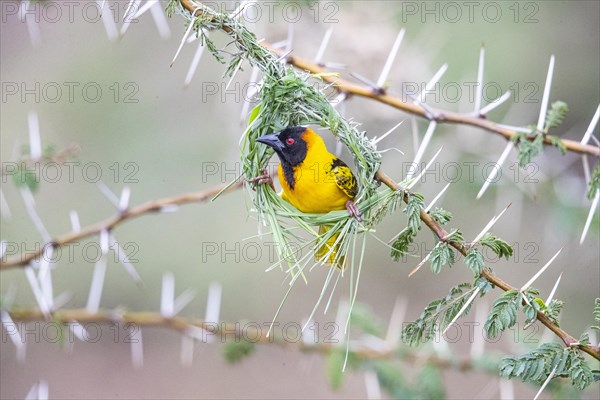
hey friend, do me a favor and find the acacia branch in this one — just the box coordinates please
[179,0,599,157]
[6,307,478,369]
[0,180,244,270]
[174,0,600,361]
[375,170,600,361]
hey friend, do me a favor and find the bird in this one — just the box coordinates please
[253,126,361,268]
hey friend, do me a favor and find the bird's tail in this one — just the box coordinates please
[316,225,346,269]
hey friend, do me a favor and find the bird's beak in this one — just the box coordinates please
[256,133,283,151]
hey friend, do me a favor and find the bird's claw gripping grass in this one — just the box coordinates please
[345,200,362,222]
[249,168,275,191]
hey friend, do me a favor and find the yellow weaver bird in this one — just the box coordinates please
[254,126,361,268]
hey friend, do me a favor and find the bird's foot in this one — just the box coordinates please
[248,168,275,191]
[345,200,362,222]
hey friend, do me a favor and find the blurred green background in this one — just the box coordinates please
[1,1,598,398]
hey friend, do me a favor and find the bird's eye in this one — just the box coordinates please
[286,138,295,145]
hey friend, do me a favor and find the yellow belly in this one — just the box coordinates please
[278,163,350,213]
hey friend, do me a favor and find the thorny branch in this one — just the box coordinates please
[1,1,598,380]
[0,180,244,270]
[7,308,477,369]
[175,0,600,362]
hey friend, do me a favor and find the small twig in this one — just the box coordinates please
[374,169,599,361]
[0,180,244,270]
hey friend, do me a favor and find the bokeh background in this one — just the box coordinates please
[1,1,599,399]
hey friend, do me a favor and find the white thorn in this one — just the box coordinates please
[372,121,404,145]
[314,27,334,63]
[285,23,294,53]
[533,365,558,400]
[472,203,511,243]
[443,287,481,335]
[425,183,451,212]
[100,229,110,254]
[419,64,448,103]
[499,379,514,400]
[27,111,41,160]
[407,145,443,189]
[98,0,118,42]
[1,311,26,363]
[96,181,120,207]
[161,272,175,317]
[171,5,203,67]
[184,31,208,87]
[580,189,599,244]
[496,124,534,134]
[474,46,485,114]
[0,240,7,260]
[149,0,170,39]
[229,0,258,20]
[131,328,144,368]
[470,301,487,359]
[384,297,407,346]
[239,66,260,120]
[120,0,142,36]
[225,60,244,91]
[377,29,405,88]
[180,334,194,367]
[69,210,81,232]
[364,370,382,400]
[118,186,131,211]
[537,55,555,132]
[545,272,563,305]
[0,187,11,219]
[580,104,600,144]
[407,121,437,180]
[21,1,41,47]
[25,266,50,317]
[410,117,420,155]
[521,248,563,292]
[132,0,154,19]
[86,256,107,313]
[408,243,438,278]
[479,91,511,115]
[174,289,196,315]
[477,142,514,199]
[20,187,51,243]
[111,235,142,283]
[582,155,591,184]
[204,282,222,323]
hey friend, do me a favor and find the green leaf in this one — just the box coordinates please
[12,164,39,192]
[587,165,600,200]
[247,104,261,126]
[542,299,563,327]
[484,290,519,339]
[350,304,382,336]
[372,361,415,398]
[429,243,455,274]
[512,130,544,167]
[416,364,445,400]
[465,248,485,275]
[223,340,255,364]
[480,232,513,260]
[390,229,414,262]
[544,101,569,130]
[404,193,424,235]
[326,349,346,390]
[578,332,590,347]
[548,135,567,154]
[429,207,452,225]
[402,283,473,346]
[592,298,600,332]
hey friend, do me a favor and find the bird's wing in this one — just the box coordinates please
[330,158,358,199]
